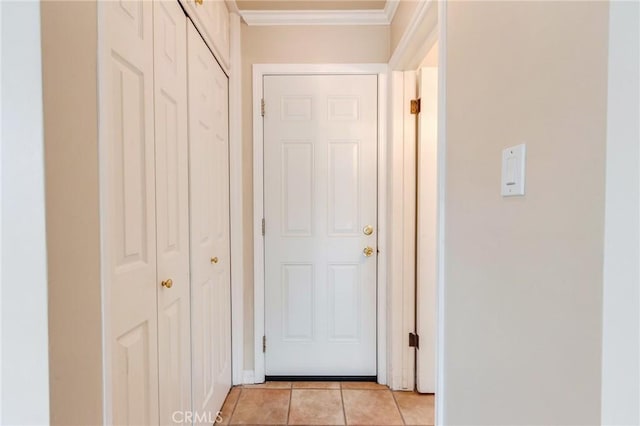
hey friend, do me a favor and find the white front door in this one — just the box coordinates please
[263,74,378,376]
[187,22,232,420]
[154,2,192,423]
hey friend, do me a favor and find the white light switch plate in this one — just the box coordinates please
[501,144,526,196]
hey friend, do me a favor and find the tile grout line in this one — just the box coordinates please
[339,382,348,426]
[226,386,242,425]
[390,389,407,425]
[286,384,293,425]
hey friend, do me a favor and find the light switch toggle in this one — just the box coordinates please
[505,157,517,185]
[501,144,526,196]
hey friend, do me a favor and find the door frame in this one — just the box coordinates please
[388,0,446,424]
[252,63,389,383]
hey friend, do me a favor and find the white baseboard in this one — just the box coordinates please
[242,370,256,384]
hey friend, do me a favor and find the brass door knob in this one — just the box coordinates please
[363,225,374,236]
[161,278,173,289]
[363,246,374,257]
[211,257,219,264]
[195,0,203,4]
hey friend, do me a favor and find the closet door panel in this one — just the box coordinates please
[99,1,158,424]
[212,0,230,66]
[188,22,232,423]
[154,2,192,424]
[178,0,230,69]
[209,53,231,410]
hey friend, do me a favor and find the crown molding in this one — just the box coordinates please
[226,0,240,14]
[388,0,437,70]
[240,0,400,26]
[385,0,400,23]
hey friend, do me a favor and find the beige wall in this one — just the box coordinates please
[240,23,389,369]
[443,1,608,424]
[389,0,418,55]
[41,2,104,424]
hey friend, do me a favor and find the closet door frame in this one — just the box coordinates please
[228,12,244,386]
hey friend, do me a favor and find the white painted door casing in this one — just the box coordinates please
[187,22,232,420]
[154,2,192,423]
[263,74,378,376]
[416,67,438,393]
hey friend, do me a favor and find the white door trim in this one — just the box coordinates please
[388,0,438,72]
[388,0,446,424]
[388,70,420,392]
[435,4,447,424]
[252,63,389,383]
[228,11,244,386]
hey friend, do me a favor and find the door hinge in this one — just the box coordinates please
[261,98,265,117]
[262,335,266,353]
[409,332,419,349]
[261,218,265,236]
[410,98,421,115]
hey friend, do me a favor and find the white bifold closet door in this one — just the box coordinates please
[187,21,232,422]
[102,1,192,423]
[154,1,192,422]
[101,1,159,424]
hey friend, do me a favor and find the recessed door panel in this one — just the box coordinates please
[113,321,153,426]
[282,264,315,341]
[328,141,360,236]
[111,54,149,268]
[282,142,314,236]
[328,264,361,341]
[264,75,378,376]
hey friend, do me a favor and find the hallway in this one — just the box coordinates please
[218,382,434,425]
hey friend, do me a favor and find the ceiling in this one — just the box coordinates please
[236,0,387,11]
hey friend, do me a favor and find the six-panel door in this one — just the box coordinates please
[263,75,379,376]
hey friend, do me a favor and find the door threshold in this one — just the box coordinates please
[265,375,377,382]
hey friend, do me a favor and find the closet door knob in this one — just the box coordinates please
[211,257,219,264]
[161,279,173,289]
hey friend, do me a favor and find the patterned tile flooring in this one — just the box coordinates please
[218,381,435,425]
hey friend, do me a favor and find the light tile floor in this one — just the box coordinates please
[219,382,435,425]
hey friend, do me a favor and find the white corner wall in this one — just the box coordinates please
[0,1,50,424]
[601,2,640,425]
